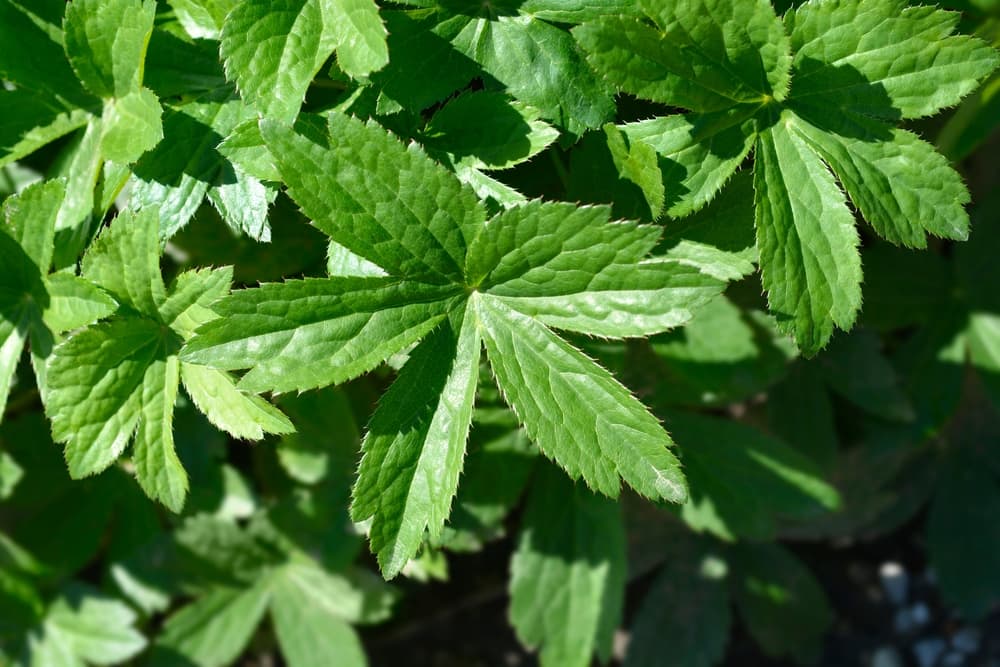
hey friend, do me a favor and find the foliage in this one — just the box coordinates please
[0,0,998,665]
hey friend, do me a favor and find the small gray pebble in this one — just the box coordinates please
[913,638,947,667]
[909,602,931,628]
[940,652,965,667]
[872,646,904,667]
[894,608,915,635]
[951,627,981,655]
[880,561,909,605]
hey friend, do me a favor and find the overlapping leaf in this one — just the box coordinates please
[576,0,1000,353]
[183,113,731,575]
[0,181,115,424]
[45,210,292,512]
[220,0,388,124]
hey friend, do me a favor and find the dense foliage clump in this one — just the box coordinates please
[1,0,999,665]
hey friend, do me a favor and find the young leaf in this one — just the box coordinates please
[181,364,295,441]
[351,305,480,578]
[48,209,289,510]
[510,465,626,667]
[22,585,146,667]
[423,91,559,172]
[64,0,156,98]
[477,295,687,503]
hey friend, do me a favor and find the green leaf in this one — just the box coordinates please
[42,273,116,334]
[574,0,791,112]
[786,0,1000,119]
[131,93,269,240]
[98,88,164,164]
[262,114,486,283]
[0,306,30,425]
[437,422,537,552]
[216,119,281,183]
[168,0,238,40]
[510,465,625,667]
[133,355,185,513]
[466,200,658,293]
[754,112,862,355]
[818,329,913,422]
[276,389,360,486]
[621,107,757,218]
[495,260,724,338]
[0,1,88,108]
[789,108,970,247]
[656,171,759,281]
[767,363,838,470]
[424,92,559,171]
[25,585,146,667]
[351,305,480,578]
[452,14,615,135]
[625,550,731,667]
[327,0,389,79]
[477,295,687,503]
[181,277,459,394]
[220,0,333,123]
[568,123,666,221]
[149,583,271,667]
[927,460,1000,619]
[270,563,368,667]
[731,543,833,662]
[518,0,640,23]
[5,179,64,285]
[969,313,1000,411]
[52,118,104,269]
[181,364,295,441]
[46,318,161,478]
[369,10,479,113]
[667,411,840,541]
[158,266,232,332]
[220,0,386,123]
[81,209,166,317]
[0,89,90,168]
[650,295,795,408]
[64,0,157,98]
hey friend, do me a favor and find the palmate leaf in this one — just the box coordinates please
[183,113,732,574]
[0,181,115,424]
[575,0,1000,354]
[46,210,291,512]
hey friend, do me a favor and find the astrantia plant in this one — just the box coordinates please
[575,0,999,353]
[1,0,998,665]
